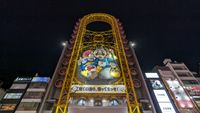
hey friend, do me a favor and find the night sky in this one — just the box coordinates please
[0,0,200,88]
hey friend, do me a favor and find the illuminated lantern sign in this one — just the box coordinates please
[71,85,126,93]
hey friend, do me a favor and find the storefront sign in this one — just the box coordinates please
[10,84,27,89]
[153,90,170,102]
[158,103,176,113]
[185,86,200,96]
[14,77,32,82]
[166,80,194,108]
[150,80,164,90]
[71,85,126,93]
[145,72,178,113]
[3,93,23,99]
[145,73,159,78]
[31,77,50,83]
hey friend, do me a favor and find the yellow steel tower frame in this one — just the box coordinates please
[55,13,140,113]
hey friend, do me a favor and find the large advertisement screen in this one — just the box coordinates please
[166,80,194,108]
[77,47,121,84]
[147,75,177,113]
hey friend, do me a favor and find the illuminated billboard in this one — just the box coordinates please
[27,82,47,92]
[77,47,121,84]
[14,77,32,82]
[150,80,164,90]
[0,104,16,111]
[166,80,194,108]
[71,85,125,93]
[153,90,170,102]
[31,77,50,83]
[146,73,177,113]
[10,84,27,89]
[158,103,176,113]
[185,86,200,96]
[145,73,159,78]
[3,93,23,99]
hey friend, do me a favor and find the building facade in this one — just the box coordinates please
[0,76,50,113]
[153,59,200,113]
[0,80,5,100]
[39,13,154,113]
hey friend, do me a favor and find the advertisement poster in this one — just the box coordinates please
[158,103,176,113]
[153,90,170,102]
[166,80,193,108]
[0,104,16,111]
[31,77,50,83]
[150,80,164,90]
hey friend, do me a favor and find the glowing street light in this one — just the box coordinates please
[131,42,136,47]
[62,42,66,46]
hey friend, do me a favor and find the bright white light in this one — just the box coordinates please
[145,73,159,78]
[131,42,136,47]
[62,42,66,46]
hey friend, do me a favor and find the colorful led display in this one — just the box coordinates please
[31,77,50,83]
[166,80,194,108]
[78,47,120,83]
[146,73,177,113]
[185,86,200,96]
[3,93,23,99]
[71,85,125,93]
[0,104,16,111]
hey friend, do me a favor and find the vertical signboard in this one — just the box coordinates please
[166,80,194,108]
[145,73,177,113]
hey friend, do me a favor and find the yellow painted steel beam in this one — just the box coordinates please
[112,17,140,113]
[55,13,140,113]
[55,18,85,113]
